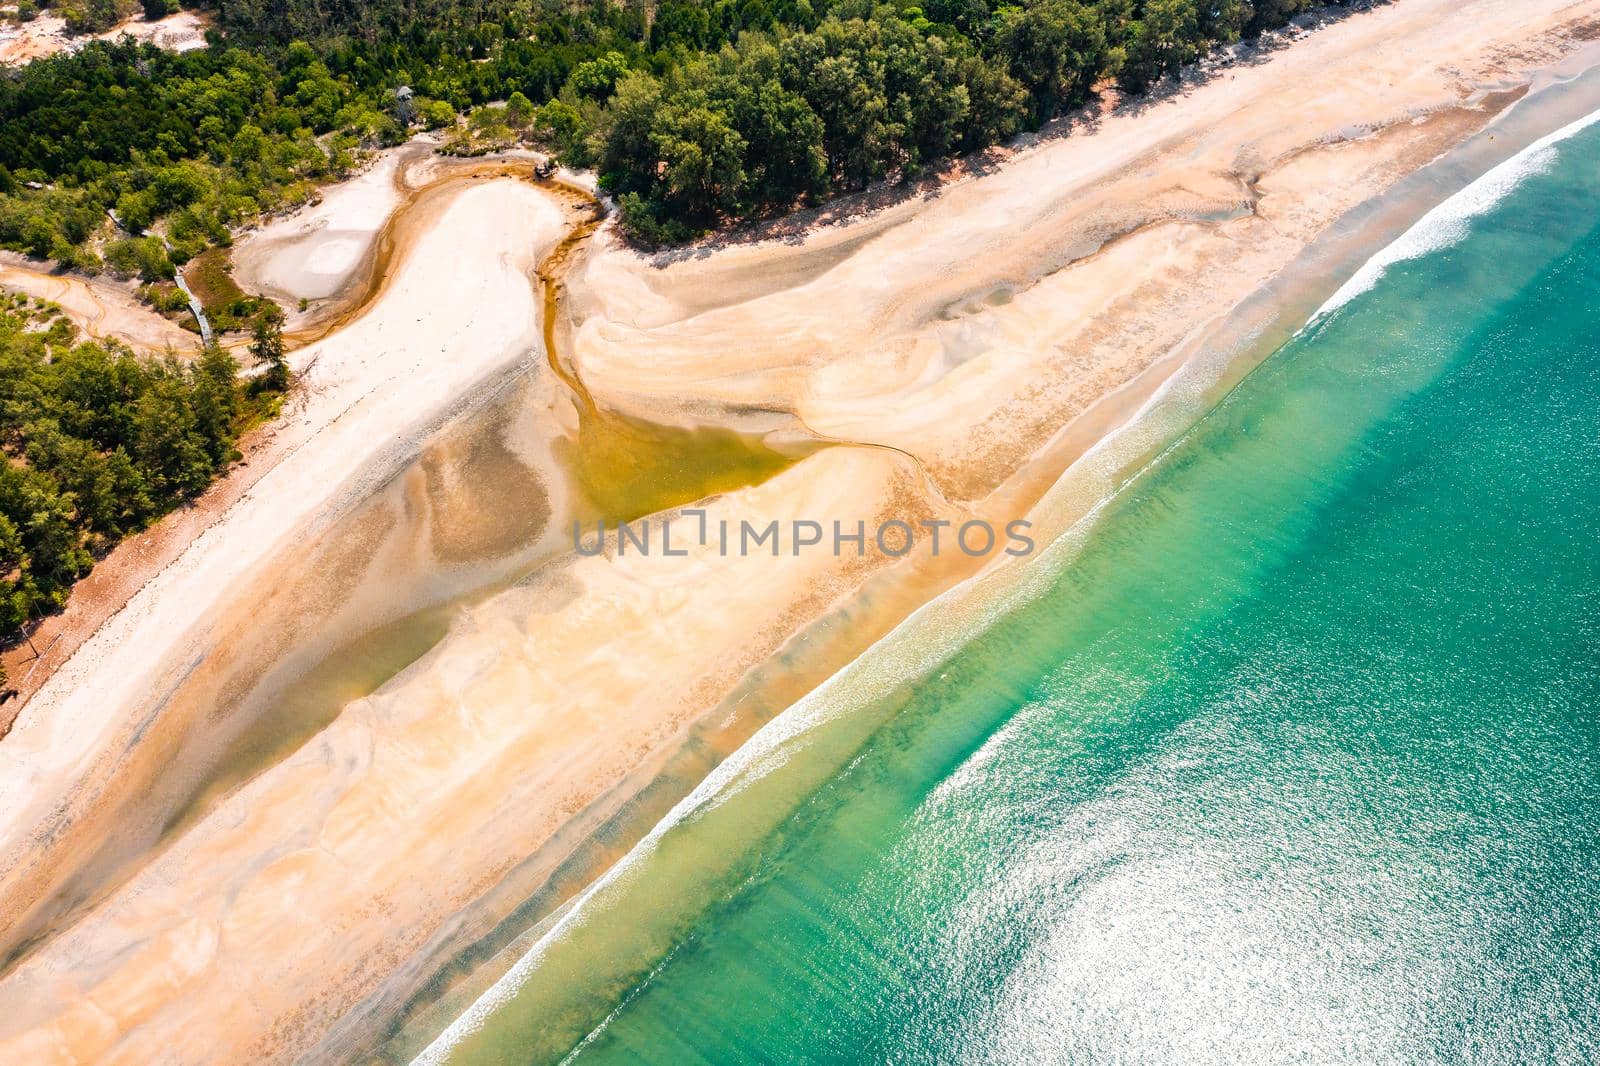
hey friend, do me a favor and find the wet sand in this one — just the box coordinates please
[3,1,1600,1062]
[568,0,1600,502]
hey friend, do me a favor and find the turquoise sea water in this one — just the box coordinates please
[425,105,1600,1064]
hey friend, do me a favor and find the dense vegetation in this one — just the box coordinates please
[0,295,282,640]
[0,0,1335,656]
[0,0,1344,257]
[0,37,402,274]
[580,0,1340,240]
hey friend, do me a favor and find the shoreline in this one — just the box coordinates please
[385,30,1600,1060]
[1,0,1587,723]
[3,2,1600,1062]
[562,6,1600,491]
[415,54,1600,1066]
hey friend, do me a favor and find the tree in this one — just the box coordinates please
[651,98,747,222]
[1117,0,1201,94]
[721,73,827,209]
[251,312,289,392]
[194,344,240,462]
[505,91,536,132]
[534,99,586,158]
[132,369,213,498]
[1200,0,1251,43]
[0,0,1320,258]
[1247,0,1315,34]
[994,0,1108,124]
[0,301,259,628]
[419,99,457,130]
[592,73,666,198]
[569,52,630,101]
[650,2,713,51]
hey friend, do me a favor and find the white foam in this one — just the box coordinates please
[1307,104,1600,327]
[410,576,970,1063]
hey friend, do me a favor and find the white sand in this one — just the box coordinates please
[0,446,950,1065]
[570,0,1600,501]
[0,10,207,67]
[231,148,415,307]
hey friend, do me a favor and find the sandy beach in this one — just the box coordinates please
[567,0,1600,502]
[3,0,1600,1061]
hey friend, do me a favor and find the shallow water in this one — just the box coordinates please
[537,216,803,521]
[425,101,1600,1063]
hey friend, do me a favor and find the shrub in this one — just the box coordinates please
[103,237,175,282]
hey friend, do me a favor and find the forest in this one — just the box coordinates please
[0,295,282,640]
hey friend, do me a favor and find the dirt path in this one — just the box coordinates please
[0,253,201,355]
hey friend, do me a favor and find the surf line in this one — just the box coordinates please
[1304,102,1600,331]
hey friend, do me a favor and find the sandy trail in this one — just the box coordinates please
[2,1,1600,1063]
[0,253,201,355]
[0,10,208,67]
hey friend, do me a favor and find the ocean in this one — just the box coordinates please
[417,90,1600,1065]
